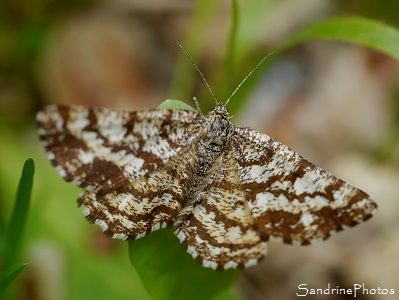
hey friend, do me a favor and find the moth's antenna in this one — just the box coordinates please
[224,52,274,106]
[175,41,218,105]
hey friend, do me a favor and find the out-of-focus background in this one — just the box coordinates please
[1,0,399,299]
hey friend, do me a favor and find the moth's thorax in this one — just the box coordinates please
[188,104,232,178]
[184,105,231,176]
[202,104,232,148]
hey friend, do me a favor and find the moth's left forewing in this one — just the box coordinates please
[232,127,377,245]
[37,105,202,191]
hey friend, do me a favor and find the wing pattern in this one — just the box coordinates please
[37,104,377,270]
[175,151,267,270]
[231,127,377,245]
[79,146,194,240]
[37,105,202,190]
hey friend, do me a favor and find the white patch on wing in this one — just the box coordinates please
[268,153,298,176]
[202,260,218,270]
[244,258,258,268]
[68,108,89,132]
[187,246,198,259]
[100,126,127,143]
[168,127,186,143]
[82,206,91,216]
[112,233,128,240]
[242,144,261,161]
[55,166,67,178]
[47,151,55,161]
[176,230,186,242]
[81,131,102,146]
[304,170,332,193]
[332,184,354,207]
[294,176,317,195]
[250,192,291,216]
[133,119,163,139]
[300,212,314,227]
[240,165,271,184]
[78,150,95,164]
[95,219,109,231]
[95,110,127,143]
[52,110,65,133]
[121,218,135,230]
[151,223,161,231]
[224,261,238,270]
[270,180,292,190]
[143,137,175,159]
[304,195,329,209]
[226,226,242,244]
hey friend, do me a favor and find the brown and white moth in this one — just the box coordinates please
[36,48,377,270]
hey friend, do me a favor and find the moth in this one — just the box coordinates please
[37,46,377,270]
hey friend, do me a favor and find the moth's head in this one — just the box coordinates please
[211,103,229,118]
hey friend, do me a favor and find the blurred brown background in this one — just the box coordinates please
[1,0,399,299]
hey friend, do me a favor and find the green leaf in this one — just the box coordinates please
[0,263,28,292]
[4,158,34,269]
[129,229,239,300]
[157,99,198,112]
[229,16,399,115]
[279,16,399,60]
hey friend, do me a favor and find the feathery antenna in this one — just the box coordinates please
[175,41,218,105]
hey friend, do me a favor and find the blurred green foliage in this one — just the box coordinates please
[337,0,399,26]
[0,0,102,128]
[0,0,102,72]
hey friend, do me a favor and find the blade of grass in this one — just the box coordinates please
[218,0,240,102]
[4,158,34,269]
[228,0,239,71]
[279,16,399,60]
[229,16,399,116]
[168,0,221,103]
[196,0,274,113]
[0,263,28,292]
